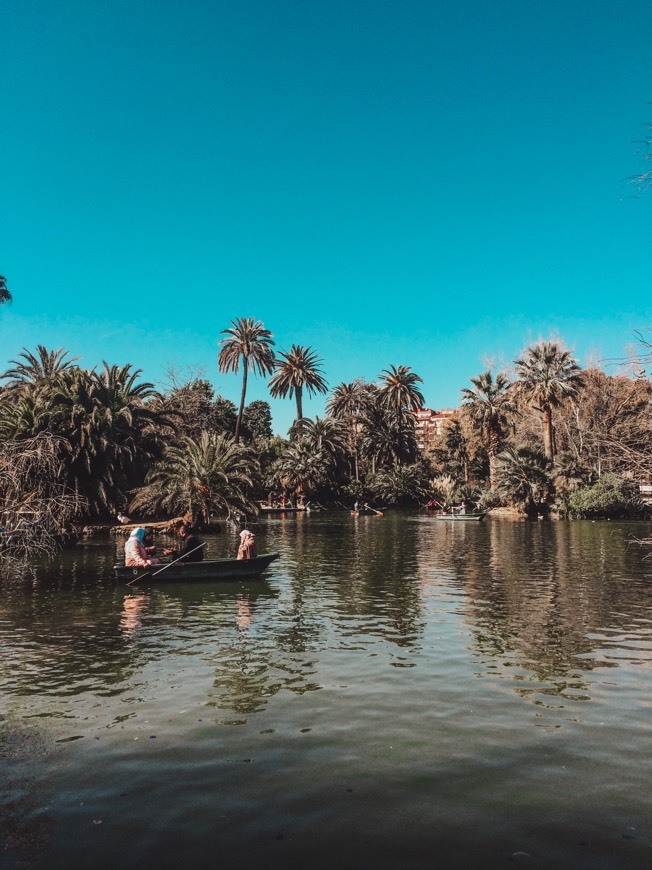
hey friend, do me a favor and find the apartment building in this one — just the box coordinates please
[413,408,456,450]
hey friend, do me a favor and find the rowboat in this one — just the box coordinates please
[114,552,280,583]
[435,513,486,522]
[259,506,309,513]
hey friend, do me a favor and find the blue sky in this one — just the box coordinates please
[2,0,651,434]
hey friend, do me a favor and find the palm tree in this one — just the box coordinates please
[130,432,258,523]
[268,344,328,433]
[269,440,328,496]
[377,365,424,464]
[327,379,374,480]
[442,418,470,482]
[371,464,429,506]
[359,397,418,472]
[513,341,584,462]
[0,275,11,304]
[298,416,347,474]
[496,445,552,515]
[49,363,172,514]
[2,346,79,386]
[460,370,514,488]
[218,318,275,443]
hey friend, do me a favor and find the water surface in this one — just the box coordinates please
[1,514,651,868]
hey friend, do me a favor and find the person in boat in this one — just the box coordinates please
[163,521,204,562]
[125,527,161,567]
[237,529,257,560]
[143,527,158,557]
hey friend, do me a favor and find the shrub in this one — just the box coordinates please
[567,474,646,519]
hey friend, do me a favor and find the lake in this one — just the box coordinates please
[1,513,651,869]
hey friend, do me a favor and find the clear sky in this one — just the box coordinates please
[2,0,651,434]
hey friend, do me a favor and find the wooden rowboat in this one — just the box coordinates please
[435,513,486,522]
[114,552,280,583]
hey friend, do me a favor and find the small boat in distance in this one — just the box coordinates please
[114,553,280,583]
[435,513,486,522]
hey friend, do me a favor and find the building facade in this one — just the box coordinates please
[413,408,456,450]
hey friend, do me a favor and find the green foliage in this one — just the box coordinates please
[241,400,273,440]
[0,359,171,516]
[268,440,329,495]
[218,317,275,442]
[269,344,328,428]
[496,445,552,514]
[369,463,429,506]
[130,432,258,523]
[567,474,645,519]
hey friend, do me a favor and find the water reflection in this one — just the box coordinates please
[1,518,651,720]
[412,517,652,706]
[2,516,652,869]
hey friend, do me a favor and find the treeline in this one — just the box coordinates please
[0,322,650,557]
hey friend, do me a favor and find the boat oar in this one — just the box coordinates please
[365,504,383,516]
[126,542,207,586]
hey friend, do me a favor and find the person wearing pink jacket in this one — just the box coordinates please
[124,527,160,567]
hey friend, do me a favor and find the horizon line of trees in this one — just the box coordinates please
[0,320,651,558]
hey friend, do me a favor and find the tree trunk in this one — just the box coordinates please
[488,425,499,488]
[235,361,248,444]
[294,387,303,438]
[542,406,554,461]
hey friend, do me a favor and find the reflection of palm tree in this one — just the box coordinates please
[218,318,275,443]
[514,341,584,462]
[461,370,513,488]
[268,345,328,432]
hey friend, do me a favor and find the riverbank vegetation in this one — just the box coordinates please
[0,318,650,555]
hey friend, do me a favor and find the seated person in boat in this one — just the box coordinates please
[143,527,158,557]
[125,527,161,567]
[237,529,257,560]
[163,521,204,562]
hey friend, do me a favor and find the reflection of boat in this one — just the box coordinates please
[114,553,280,582]
[259,506,308,514]
[435,513,486,522]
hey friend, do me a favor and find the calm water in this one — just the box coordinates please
[1,513,651,869]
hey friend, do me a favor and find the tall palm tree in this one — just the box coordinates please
[513,341,584,462]
[268,344,328,433]
[460,370,514,488]
[218,317,275,443]
[377,365,424,464]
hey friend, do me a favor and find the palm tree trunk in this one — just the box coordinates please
[488,425,499,488]
[235,362,248,444]
[542,406,554,462]
[295,387,303,437]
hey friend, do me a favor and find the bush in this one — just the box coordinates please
[567,474,646,519]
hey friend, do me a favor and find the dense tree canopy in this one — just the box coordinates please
[0,327,650,559]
